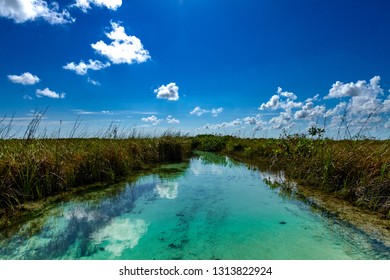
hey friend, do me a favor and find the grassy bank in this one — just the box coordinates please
[0,136,191,212]
[192,134,390,219]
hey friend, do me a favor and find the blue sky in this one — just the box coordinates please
[1,0,390,138]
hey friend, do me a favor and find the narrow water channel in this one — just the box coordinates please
[0,153,389,259]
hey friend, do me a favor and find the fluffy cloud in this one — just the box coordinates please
[298,76,389,136]
[141,115,162,125]
[190,106,208,116]
[200,115,266,133]
[259,87,330,130]
[270,112,293,129]
[326,81,366,99]
[211,107,223,117]
[72,0,122,12]
[294,100,325,120]
[283,100,303,112]
[36,87,65,99]
[197,76,389,137]
[242,115,266,132]
[204,119,241,130]
[348,93,382,116]
[63,59,110,75]
[259,94,280,110]
[325,76,383,99]
[277,86,297,100]
[140,115,180,125]
[0,0,74,24]
[382,96,390,114]
[325,101,347,118]
[190,106,223,117]
[325,76,387,122]
[252,123,265,132]
[7,72,40,85]
[91,22,151,64]
[259,87,301,112]
[243,116,257,125]
[154,82,179,101]
[166,115,180,124]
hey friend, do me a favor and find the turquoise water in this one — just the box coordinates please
[0,153,389,260]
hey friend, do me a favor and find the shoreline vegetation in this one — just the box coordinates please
[0,136,191,210]
[0,118,389,237]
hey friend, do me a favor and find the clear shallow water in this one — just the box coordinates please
[0,153,389,260]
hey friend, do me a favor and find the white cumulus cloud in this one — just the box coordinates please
[190,106,223,117]
[36,87,65,99]
[259,87,302,112]
[0,0,74,24]
[63,59,110,75]
[243,115,266,131]
[190,106,208,116]
[277,86,297,100]
[325,101,346,118]
[382,96,390,114]
[193,75,389,137]
[91,22,151,65]
[294,100,325,120]
[211,107,223,117]
[324,76,388,130]
[243,116,257,125]
[204,119,241,130]
[270,111,293,129]
[259,94,280,110]
[325,76,383,99]
[8,72,40,85]
[154,82,179,101]
[72,0,122,12]
[166,115,180,124]
[141,115,162,125]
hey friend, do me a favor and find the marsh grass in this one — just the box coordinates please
[0,136,191,213]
